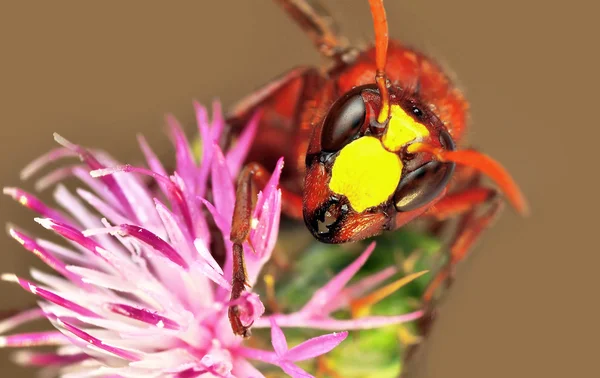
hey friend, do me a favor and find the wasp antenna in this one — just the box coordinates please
[274,0,348,58]
[368,0,390,123]
[408,143,530,216]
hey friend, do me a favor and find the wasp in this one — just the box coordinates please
[225,0,528,338]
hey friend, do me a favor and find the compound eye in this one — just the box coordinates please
[394,160,455,212]
[321,92,366,152]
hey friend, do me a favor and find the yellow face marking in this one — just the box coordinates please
[382,104,430,152]
[329,136,403,213]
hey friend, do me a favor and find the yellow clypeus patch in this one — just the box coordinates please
[382,104,430,152]
[329,136,403,212]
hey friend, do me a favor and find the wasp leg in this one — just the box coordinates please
[420,166,503,327]
[425,187,497,221]
[229,162,303,337]
[401,179,504,376]
[222,67,311,151]
[224,67,324,175]
[273,0,349,58]
[423,195,503,305]
[228,67,315,124]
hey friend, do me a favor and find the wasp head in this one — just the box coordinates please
[302,85,456,243]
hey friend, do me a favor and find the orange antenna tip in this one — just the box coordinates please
[409,143,530,216]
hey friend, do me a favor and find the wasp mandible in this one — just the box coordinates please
[225,0,528,337]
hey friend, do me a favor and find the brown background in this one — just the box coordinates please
[0,1,596,377]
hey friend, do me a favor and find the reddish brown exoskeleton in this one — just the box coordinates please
[225,0,528,339]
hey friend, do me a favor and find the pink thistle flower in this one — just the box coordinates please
[1,101,422,377]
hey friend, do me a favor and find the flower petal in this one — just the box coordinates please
[323,266,397,314]
[193,239,224,275]
[35,164,83,191]
[210,144,235,222]
[269,318,288,356]
[54,185,126,255]
[0,331,69,348]
[12,350,88,367]
[137,134,168,177]
[37,238,90,267]
[2,274,100,318]
[0,308,44,335]
[118,224,188,269]
[96,154,164,236]
[286,331,348,362]
[35,218,123,273]
[77,188,129,227]
[20,147,77,180]
[253,157,283,214]
[255,311,423,331]
[194,101,213,198]
[54,133,136,220]
[199,197,231,237]
[301,242,376,315]
[231,358,266,378]
[226,110,260,177]
[210,100,225,144]
[154,200,195,264]
[105,303,181,330]
[57,319,141,361]
[130,348,198,372]
[73,166,123,212]
[4,187,71,224]
[189,259,230,290]
[8,227,77,282]
[90,164,194,234]
[280,362,314,378]
[167,114,198,194]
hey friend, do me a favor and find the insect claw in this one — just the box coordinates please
[247,238,257,255]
